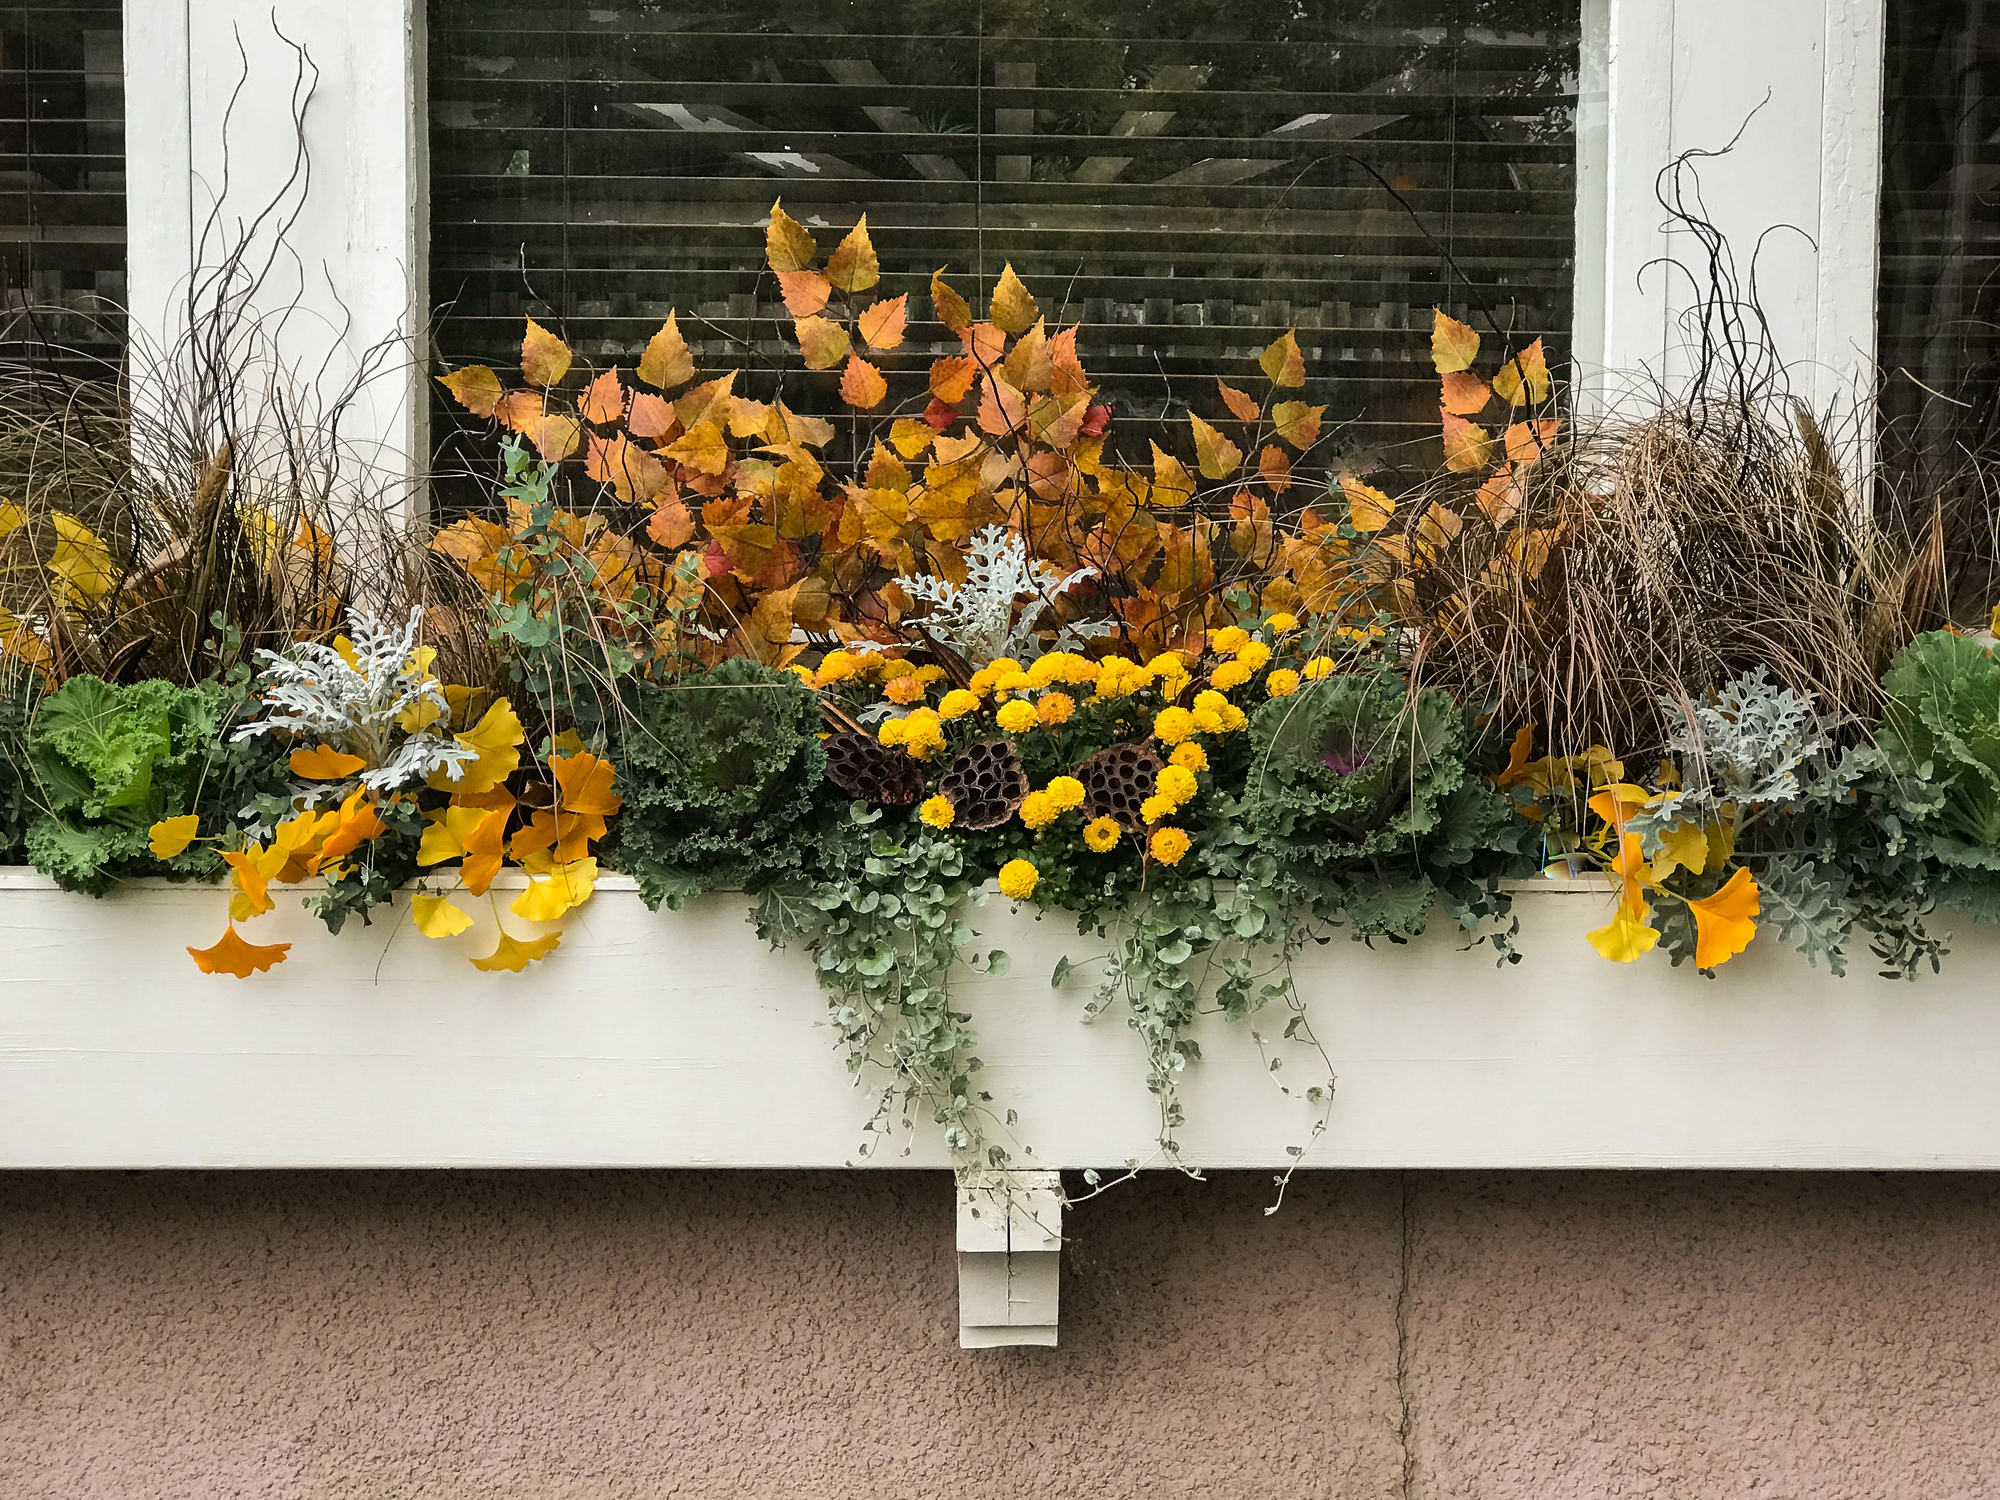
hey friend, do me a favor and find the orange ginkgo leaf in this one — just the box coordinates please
[1505,418,1563,467]
[222,849,275,917]
[188,924,291,977]
[1494,725,1536,787]
[628,392,678,442]
[1216,379,1261,422]
[471,927,562,973]
[1442,412,1495,473]
[664,421,731,477]
[1341,474,1395,532]
[989,263,1038,335]
[826,216,881,293]
[931,268,972,333]
[1430,309,1479,374]
[438,365,503,417]
[647,495,695,548]
[586,433,669,504]
[1440,369,1491,416]
[553,751,623,816]
[1190,414,1242,480]
[638,314,695,390]
[1151,443,1197,507]
[1271,401,1324,450]
[579,368,627,425]
[776,270,831,318]
[795,316,850,371]
[766,200,818,272]
[840,354,889,410]
[1259,330,1306,387]
[1491,337,1552,405]
[290,744,367,781]
[1687,866,1760,969]
[1258,444,1293,494]
[857,294,908,350]
[521,318,573,387]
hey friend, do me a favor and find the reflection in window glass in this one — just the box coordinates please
[429,1,1577,482]
[0,0,124,371]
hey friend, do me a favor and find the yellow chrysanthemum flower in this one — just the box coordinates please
[1266,668,1301,698]
[920,795,955,829]
[1210,625,1250,653]
[913,664,946,685]
[1234,640,1271,670]
[1212,660,1253,691]
[1153,706,1195,745]
[997,669,1034,694]
[1155,764,1199,808]
[881,658,916,680]
[1147,652,1190,679]
[1084,815,1122,852]
[1019,790,1059,830]
[885,673,928,704]
[939,688,981,720]
[1150,827,1191,866]
[1303,656,1336,680]
[1140,793,1172,824]
[816,650,861,685]
[995,699,1039,734]
[1190,707,1224,735]
[997,858,1039,900]
[1046,775,1086,811]
[1170,741,1208,772]
[1037,692,1075,725]
[878,717,910,747]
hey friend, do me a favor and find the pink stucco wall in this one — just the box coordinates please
[4,1170,1997,1498]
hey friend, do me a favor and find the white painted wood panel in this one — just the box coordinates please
[4,875,1997,1170]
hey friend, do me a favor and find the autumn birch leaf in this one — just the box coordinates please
[889,416,934,458]
[1586,904,1660,963]
[857,294,908,350]
[795,315,850,371]
[1216,378,1261,422]
[1476,467,1523,528]
[1259,330,1306,387]
[627,392,678,441]
[1430,309,1479,374]
[493,390,545,435]
[1150,442,1197,507]
[470,928,561,973]
[960,322,1006,366]
[586,433,669,503]
[530,414,582,463]
[765,200,818,273]
[1341,475,1395,532]
[646,495,695,548]
[411,893,475,939]
[928,355,975,404]
[665,421,731,476]
[749,579,804,647]
[578,368,627,425]
[989,263,1038,335]
[674,371,738,431]
[521,318,573,386]
[1442,412,1495,473]
[188,924,291,978]
[825,216,881,293]
[1440,370,1491,416]
[1047,326,1090,395]
[977,373,1026,436]
[1189,414,1242,480]
[438,365,502,417]
[840,354,889,410]
[1271,401,1324,449]
[148,814,200,858]
[1492,337,1552,404]
[638,314,696,389]
[1687,866,1759,968]
[1258,444,1293,493]
[1504,418,1563,466]
[930,268,972,332]
[776,269,831,318]
[290,744,367,780]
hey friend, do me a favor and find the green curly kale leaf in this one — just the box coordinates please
[611,657,832,910]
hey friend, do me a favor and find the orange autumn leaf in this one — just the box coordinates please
[289,744,367,781]
[1258,444,1293,494]
[647,496,695,548]
[577,368,626,425]
[929,356,975,404]
[1477,467,1524,528]
[1430,309,1479,374]
[930,268,972,333]
[1189,414,1242,481]
[989,263,1038,335]
[795,315,850,371]
[638,314,696,390]
[1216,379,1260,422]
[857,294,908,350]
[438,365,502,417]
[1505,419,1563,467]
[627,391,678,441]
[664,421,731,476]
[1259,330,1306,387]
[1341,475,1395,532]
[1442,412,1495,473]
[493,390,546,436]
[189,924,291,978]
[586,433,669,504]
[1494,725,1537,787]
[553,752,623,815]
[977,373,1027,437]
[1492,337,1552,405]
[1271,401,1324,450]
[461,805,510,896]
[1687,866,1760,969]
[521,318,573,387]
[529,414,582,463]
[840,354,888,410]
[1440,370,1491,416]
[825,216,880,293]
[765,200,818,273]
[776,269,831,318]
[222,849,275,917]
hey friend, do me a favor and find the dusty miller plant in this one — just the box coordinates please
[899,524,1110,667]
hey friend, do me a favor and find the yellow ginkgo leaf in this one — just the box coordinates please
[470,928,561,973]
[49,513,119,603]
[148,814,200,858]
[510,857,600,923]
[433,697,523,794]
[187,924,291,978]
[411,892,475,940]
[289,744,367,781]
[1687,866,1759,969]
[1430,309,1480,373]
[1649,820,1709,882]
[417,804,493,866]
[1586,903,1661,963]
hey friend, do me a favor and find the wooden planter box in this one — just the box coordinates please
[4,870,1997,1170]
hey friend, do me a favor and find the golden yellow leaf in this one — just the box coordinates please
[1189,414,1242,481]
[435,697,523,795]
[418,804,484,866]
[638,314,695,390]
[1216,379,1260,422]
[48,513,118,604]
[529,414,582,463]
[148,814,200,858]
[1442,412,1495,473]
[1687,866,1759,968]
[1440,370,1491,416]
[1259,330,1306,387]
[1492,337,1552,404]
[795,315,851,371]
[1151,443,1196,507]
[664,421,731,477]
[825,216,880,293]
[765,200,818,273]
[1430,309,1480,374]
[411,892,475,939]
[187,924,290,978]
[989,263,1038,335]
[1649,820,1709,882]
[578,367,626,425]
[889,417,934,459]
[930,268,971,332]
[438,365,503,417]
[840,353,889,410]
[553,751,622,816]
[857,294,908,350]
[586,433,670,504]
[470,928,561,973]
[1271,401,1325,450]
[521,318,572,387]
[290,744,367,781]
[1341,475,1395,532]
[510,857,600,923]
[1586,904,1661,963]
[674,372,738,432]
[776,270,831,318]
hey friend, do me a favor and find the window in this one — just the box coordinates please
[0,0,123,371]
[429,0,1578,479]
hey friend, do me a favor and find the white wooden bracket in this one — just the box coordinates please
[956,1171,1062,1348]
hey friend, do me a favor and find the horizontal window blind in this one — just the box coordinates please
[0,0,124,372]
[429,0,1577,482]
